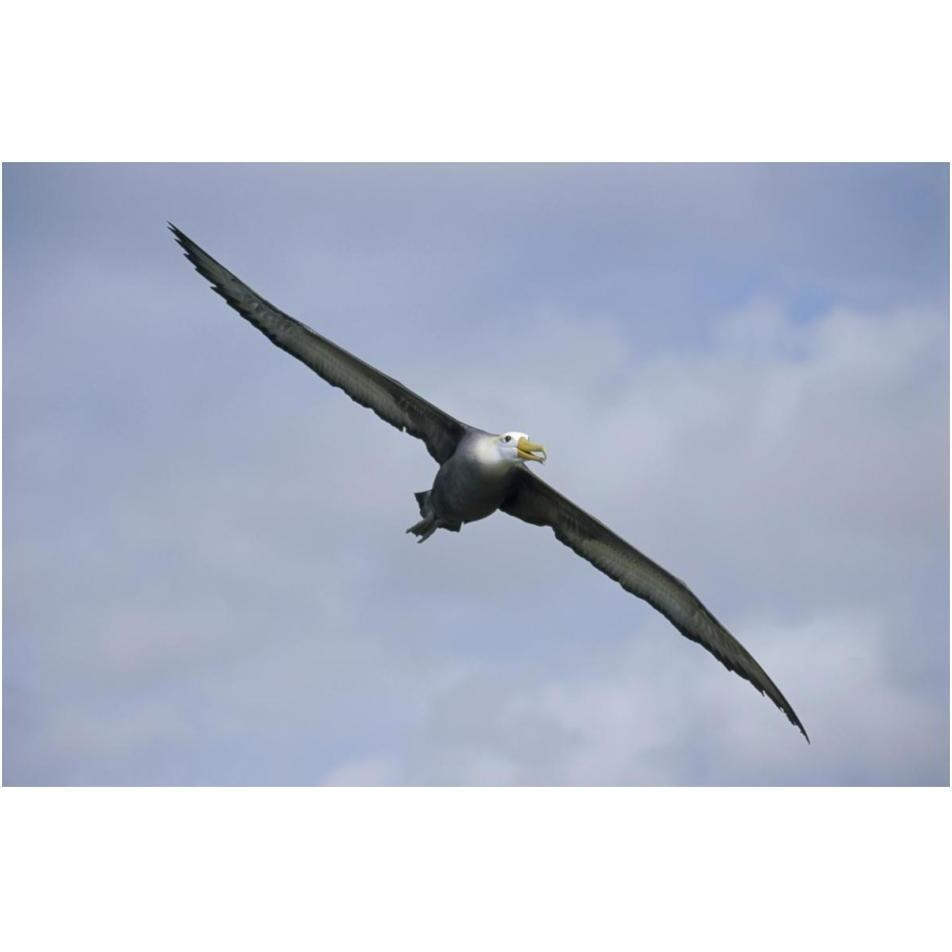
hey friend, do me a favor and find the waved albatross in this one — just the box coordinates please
[170,225,808,741]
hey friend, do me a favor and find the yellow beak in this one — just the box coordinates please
[516,437,547,463]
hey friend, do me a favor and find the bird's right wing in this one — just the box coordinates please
[170,225,468,464]
[502,469,808,740]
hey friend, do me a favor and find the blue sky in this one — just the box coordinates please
[3,163,948,784]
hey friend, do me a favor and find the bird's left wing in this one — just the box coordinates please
[170,225,467,464]
[501,469,808,740]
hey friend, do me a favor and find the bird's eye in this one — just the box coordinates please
[504,435,512,442]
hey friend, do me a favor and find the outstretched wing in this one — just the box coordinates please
[170,225,467,464]
[502,469,808,740]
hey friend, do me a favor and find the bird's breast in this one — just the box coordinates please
[433,449,517,524]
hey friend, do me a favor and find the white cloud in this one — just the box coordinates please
[312,301,948,784]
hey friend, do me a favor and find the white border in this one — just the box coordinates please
[1,2,950,160]
[1,788,950,949]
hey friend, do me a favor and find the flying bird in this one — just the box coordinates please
[170,224,808,741]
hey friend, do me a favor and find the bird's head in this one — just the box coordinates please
[497,431,547,464]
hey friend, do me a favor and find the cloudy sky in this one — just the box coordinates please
[3,163,948,785]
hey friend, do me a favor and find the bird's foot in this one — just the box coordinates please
[405,518,437,543]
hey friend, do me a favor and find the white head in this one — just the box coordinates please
[496,431,547,465]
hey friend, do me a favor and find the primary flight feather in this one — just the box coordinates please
[170,224,808,741]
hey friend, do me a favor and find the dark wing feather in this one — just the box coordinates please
[169,225,467,464]
[502,469,808,740]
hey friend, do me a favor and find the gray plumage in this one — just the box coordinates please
[170,224,808,741]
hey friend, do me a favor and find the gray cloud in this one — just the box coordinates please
[3,164,948,784]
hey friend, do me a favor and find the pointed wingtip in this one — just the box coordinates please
[167,224,208,273]
[786,707,810,743]
[780,699,809,743]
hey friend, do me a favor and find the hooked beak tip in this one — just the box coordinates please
[516,437,547,463]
